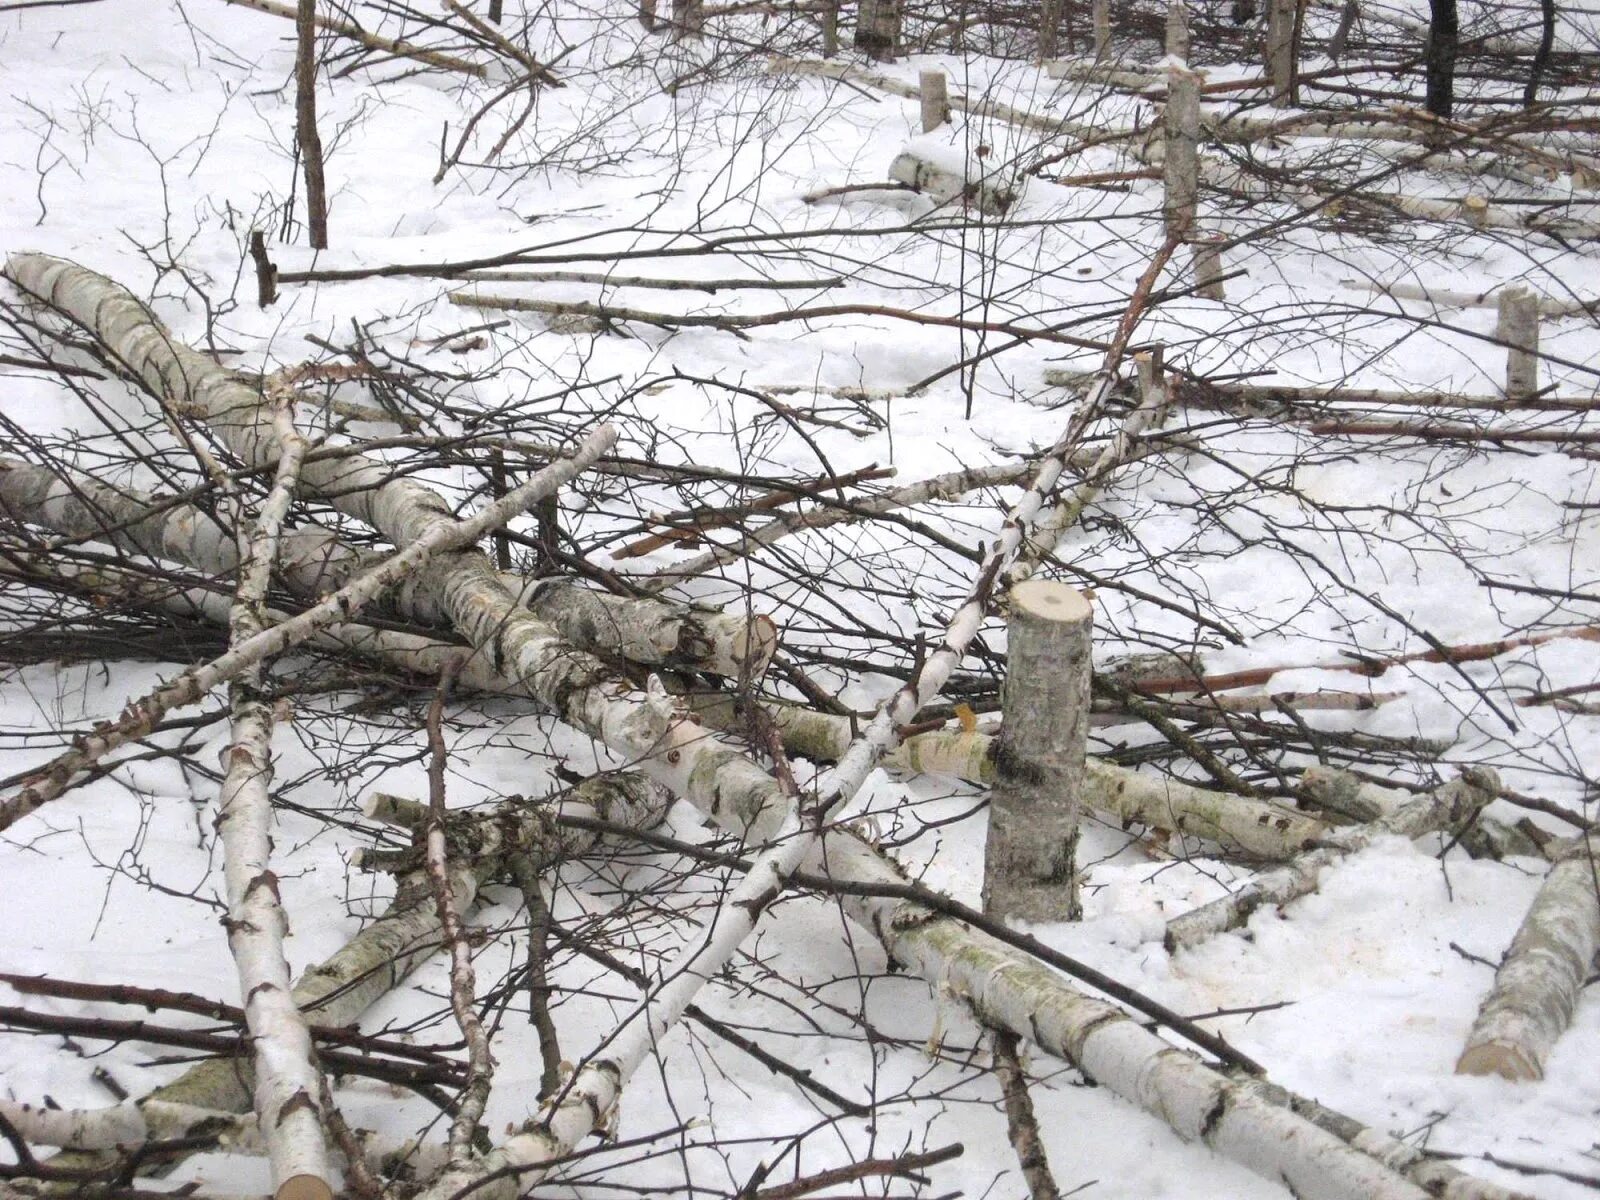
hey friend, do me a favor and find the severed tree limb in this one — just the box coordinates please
[0,455,775,681]
[1456,833,1600,1081]
[214,393,334,1200]
[4,253,789,840]
[216,0,489,77]
[0,420,616,833]
[1165,769,1502,952]
[419,660,496,1161]
[1300,765,1548,860]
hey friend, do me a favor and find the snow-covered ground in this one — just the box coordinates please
[1,1,1598,1197]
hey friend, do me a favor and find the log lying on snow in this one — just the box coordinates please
[1166,768,1502,952]
[0,456,775,680]
[1300,765,1546,861]
[685,696,1332,861]
[814,828,1526,1200]
[1456,832,1600,1081]
[3,253,789,840]
[24,774,664,1182]
[888,131,1022,215]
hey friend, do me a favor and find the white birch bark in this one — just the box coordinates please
[1342,279,1597,319]
[983,582,1092,921]
[1265,0,1297,105]
[0,417,616,833]
[0,1099,449,1181]
[919,69,950,131]
[1456,833,1600,1081]
[812,829,1494,1200]
[679,696,1331,860]
[0,457,774,681]
[1166,769,1501,951]
[4,254,789,839]
[1495,285,1540,402]
[215,397,334,1200]
[1164,64,1200,240]
[1188,381,1600,414]
[1299,766,1546,860]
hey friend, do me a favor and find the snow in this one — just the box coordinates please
[1,0,1599,1197]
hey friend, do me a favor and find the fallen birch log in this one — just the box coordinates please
[1170,379,1600,415]
[218,0,489,76]
[214,397,334,1200]
[0,420,616,833]
[1343,277,1600,318]
[29,773,664,1185]
[0,1097,450,1183]
[1165,769,1501,952]
[1456,833,1600,1081]
[1299,765,1547,860]
[814,829,1519,1200]
[1200,155,1600,241]
[888,131,1021,215]
[0,456,776,680]
[4,253,790,840]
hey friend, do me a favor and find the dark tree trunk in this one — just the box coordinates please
[1424,0,1457,118]
[1523,0,1556,107]
[295,0,329,249]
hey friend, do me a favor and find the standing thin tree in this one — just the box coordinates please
[1424,0,1457,117]
[296,0,329,249]
[1523,0,1556,106]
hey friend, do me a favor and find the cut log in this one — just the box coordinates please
[1456,833,1600,1081]
[1165,769,1501,951]
[3,253,791,841]
[889,134,1020,215]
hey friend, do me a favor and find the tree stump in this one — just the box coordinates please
[1497,284,1540,402]
[983,581,1092,922]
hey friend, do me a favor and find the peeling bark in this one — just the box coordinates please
[0,456,774,680]
[3,254,788,839]
[1457,834,1600,1081]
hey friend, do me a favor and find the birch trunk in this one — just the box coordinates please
[983,582,1091,921]
[1456,833,1600,1081]
[1495,284,1540,402]
[4,253,789,840]
[0,456,775,680]
[1299,766,1546,860]
[0,419,616,833]
[919,70,950,132]
[1166,769,1501,951]
[813,830,1488,1200]
[1265,0,1297,105]
[215,401,334,1200]
[1164,64,1200,240]
[854,0,900,58]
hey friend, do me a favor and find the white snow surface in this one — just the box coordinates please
[1,2,1598,1198]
